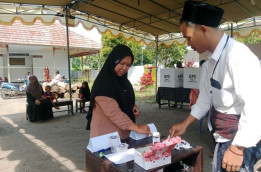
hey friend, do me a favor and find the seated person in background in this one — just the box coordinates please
[42,85,60,110]
[26,76,53,122]
[79,81,90,113]
[25,72,31,85]
[86,45,151,139]
[4,77,8,82]
[0,77,2,84]
[50,70,62,85]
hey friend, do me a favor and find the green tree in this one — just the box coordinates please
[234,31,261,44]
[100,32,143,66]
[100,32,189,68]
[127,39,142,65]
[88,54,99,70]
[100,32,127,66]
[158,43,188,68]
[142,45,155,65]
[71,57,81,71]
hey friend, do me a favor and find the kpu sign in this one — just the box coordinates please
[183,68,201,89]
[160,69,183,88]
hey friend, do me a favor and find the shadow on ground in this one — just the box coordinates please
[0,97,213,172]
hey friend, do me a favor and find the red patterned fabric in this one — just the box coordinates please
[142,137,182,162]
[210,107,240,139]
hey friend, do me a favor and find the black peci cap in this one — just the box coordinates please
[180,1,224,27]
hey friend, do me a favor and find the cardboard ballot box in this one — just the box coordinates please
[183,68,201,89]
[134,137,181,170]
[159,69,183,88]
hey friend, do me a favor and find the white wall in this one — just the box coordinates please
[71,69,99,82]
[90,70,99,81]
[0,56,3,79]
[0,55,32,82]
[32,50,69,82]
[3,55,7,79]
[9,56,32,82]
[184,49,199,65]
[128,66,144,85]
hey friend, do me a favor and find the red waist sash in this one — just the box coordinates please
[210,107,240,140]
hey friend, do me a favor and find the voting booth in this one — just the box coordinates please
[159,69,184,88]
[183,68,201,89]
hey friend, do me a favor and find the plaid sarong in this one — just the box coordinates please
[210,107,240,140]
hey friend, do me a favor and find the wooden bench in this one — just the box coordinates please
[53,99,73,115]
[75,99,90,113]
[26,99,73,121]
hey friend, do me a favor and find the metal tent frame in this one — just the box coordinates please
[0,0,261,98]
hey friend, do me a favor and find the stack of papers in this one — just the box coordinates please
[129,123,157,140]
[105,148,135,164]
[87,132,120,153]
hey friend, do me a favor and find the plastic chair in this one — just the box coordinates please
[199,111,209,133]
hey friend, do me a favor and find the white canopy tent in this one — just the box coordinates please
[0,0,261,97]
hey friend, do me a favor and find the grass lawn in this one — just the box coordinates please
[135,86,156,104]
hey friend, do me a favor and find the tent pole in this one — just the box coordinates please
[53,47,56,72]
[230,23,233,37]
[65,7,72,101]
[155,36,158,96]
[6,45,10,83]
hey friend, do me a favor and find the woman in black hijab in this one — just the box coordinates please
[86,45,151,139]
[79,81,90,113]
[26,75,53,122]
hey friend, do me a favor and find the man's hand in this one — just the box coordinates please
[169,122,187,137]
[169,115,197,137]
[222,145,244,171]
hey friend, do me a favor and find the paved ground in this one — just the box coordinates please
[0,97,216,172]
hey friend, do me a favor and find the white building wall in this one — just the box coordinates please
[0,55,32,82]
[183,49,199,67]
[0,56,3,79]
[128,66,144,85]
[3,55,7,79]
[9,56,33,82]
[32,50,69,82]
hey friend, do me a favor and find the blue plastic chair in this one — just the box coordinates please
[199,111,209,133]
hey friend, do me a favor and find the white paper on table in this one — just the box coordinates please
[129,123,157,140]
[87,132,121,153]
[105,148,135,164]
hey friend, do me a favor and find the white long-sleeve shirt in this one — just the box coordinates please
[191,33,261,147]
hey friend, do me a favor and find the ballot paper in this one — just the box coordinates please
[87,132,121,153]
[129,123,157,140]
[105,148,135,164]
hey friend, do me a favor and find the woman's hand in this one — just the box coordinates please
[129,123,151,136]
[133,104,140,119]
[137,124,151,135]
[35,100,41,105]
